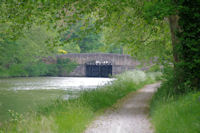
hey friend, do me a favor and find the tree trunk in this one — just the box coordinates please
[168,15,180,63]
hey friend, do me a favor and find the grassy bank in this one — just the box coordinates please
[0,89,68,122]
[150,81,200,133]
[0,58,77,78]
[0,71,161,133]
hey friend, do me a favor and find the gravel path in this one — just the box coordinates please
[85,83,160,133]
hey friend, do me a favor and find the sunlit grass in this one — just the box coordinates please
[0,70,160,133]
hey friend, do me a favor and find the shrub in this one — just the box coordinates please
[8,64,28,77]
[0,58,77,77]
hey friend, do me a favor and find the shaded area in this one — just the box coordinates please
[86,61,112,77]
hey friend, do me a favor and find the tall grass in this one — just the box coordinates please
[150,69,200,133]
[0,70,160,133]
[0,89,67,122]
[151,92,200,133]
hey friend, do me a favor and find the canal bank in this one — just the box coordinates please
[0,77,113,122]
[0,71,161,133]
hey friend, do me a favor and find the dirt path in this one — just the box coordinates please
[85,83,160,133]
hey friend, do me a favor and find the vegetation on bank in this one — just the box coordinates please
[0,58,77,78]
[151,92,200,133]
[0,70,161,133]
[0,89,68,122]
[150,67,200,133]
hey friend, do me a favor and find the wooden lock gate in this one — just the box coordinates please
[85,61,112,77]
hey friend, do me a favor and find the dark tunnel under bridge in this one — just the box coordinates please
[85,61,112,77]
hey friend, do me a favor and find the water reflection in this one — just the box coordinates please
[0,77,114,90]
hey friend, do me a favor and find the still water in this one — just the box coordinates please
[0,77,114,90]
[0,77,114,121]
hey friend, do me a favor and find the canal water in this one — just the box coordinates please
[0,77,114,90]
[0,77,114,122]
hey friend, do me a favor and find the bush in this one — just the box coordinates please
[8,64,28,77]
[56,58,77,76]
[0,67,9,77]
[25,63,49,76]
[150,66,200,133]
[0,58,77,77]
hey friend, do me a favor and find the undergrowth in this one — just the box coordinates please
[150,67,200,133]
[0,58,77,78]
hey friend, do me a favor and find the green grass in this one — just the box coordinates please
[0,89,67,122]
[151,87,200,133]
[0,71,161,133]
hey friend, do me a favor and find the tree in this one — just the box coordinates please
[61,21,105,53]
[144,0,200,92]
[1,0,198,91]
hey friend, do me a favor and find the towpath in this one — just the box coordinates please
[85,82,160,133]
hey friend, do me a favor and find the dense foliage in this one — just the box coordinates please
[177,0,200,92]
[143,0,200,94]
[0,0,198,92]
[0,0,173,77]
[0,25,78,77]
[0,0,172,57]
[0,57,77,77]
[145,1,200,132]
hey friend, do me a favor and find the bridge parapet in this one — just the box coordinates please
[57,53,139,66]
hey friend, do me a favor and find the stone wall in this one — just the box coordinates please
[55,53,139,77]
[57,53,139,66]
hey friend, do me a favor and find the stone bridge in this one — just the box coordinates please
[56,53,140,77]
